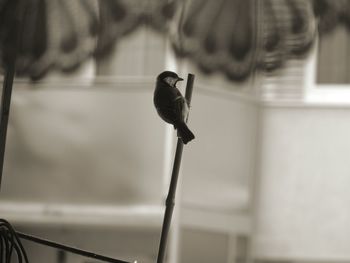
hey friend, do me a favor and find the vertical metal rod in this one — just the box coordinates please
[157,73,195,263]
[0,61,16,189]
[0,1,23,189]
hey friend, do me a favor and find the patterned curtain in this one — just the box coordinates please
[313,0,350,35]
[0,0,329,82]
[0,0,177,80]
[172,0,315,81]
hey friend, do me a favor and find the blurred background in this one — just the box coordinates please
[0,0,350,262]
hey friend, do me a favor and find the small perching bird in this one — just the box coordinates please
[154,71,195,144]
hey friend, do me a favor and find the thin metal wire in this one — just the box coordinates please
[0,219,29,263]
[16,231,131,263]
[156,73,195,263]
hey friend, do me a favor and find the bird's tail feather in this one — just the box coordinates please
[176,122,195,144]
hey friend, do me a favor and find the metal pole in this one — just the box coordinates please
[0,59,16,189]
[157,73,195,263]
[0,1,23,189]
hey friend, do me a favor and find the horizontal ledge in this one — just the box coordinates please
[1,77,260,104]
[5,76,156,91]
[0,202,253,235]
[0,201,164,229]
[260,100,350,109]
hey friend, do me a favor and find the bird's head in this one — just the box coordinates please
[157,71,184,88]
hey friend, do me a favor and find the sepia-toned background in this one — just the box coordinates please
[1,0,350,262]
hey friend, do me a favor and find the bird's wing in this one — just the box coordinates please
[173,96,188,121]
[156,96,185,124]
[156,105,179,124]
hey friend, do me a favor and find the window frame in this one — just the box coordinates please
[305,35,350,104]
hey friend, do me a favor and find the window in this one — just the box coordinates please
[317,26,350,85]
[305,28,350,104]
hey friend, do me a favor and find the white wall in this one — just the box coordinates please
[181,91,257,213]
[1,85,166,206]
[253,105,350,261]
[175,64,259,262]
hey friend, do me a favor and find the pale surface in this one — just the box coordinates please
[254,106,350,260]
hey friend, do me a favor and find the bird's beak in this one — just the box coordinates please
[177,77,184,82]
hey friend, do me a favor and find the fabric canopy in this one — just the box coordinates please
[172,0,315,80]
[0,0,346,81]
[313,0,350,35]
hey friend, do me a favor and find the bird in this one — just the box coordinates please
[154,71,195,144]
